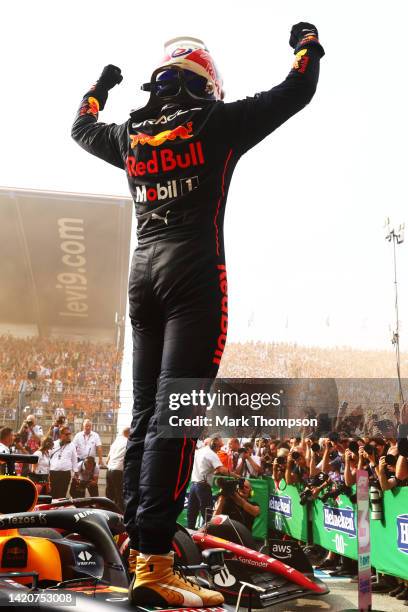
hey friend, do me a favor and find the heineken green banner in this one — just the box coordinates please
[247,478,269,540]
[179,478,408,580]
[312,491,358,561]
[178,478,269,540]
[371,488,408,580]
[268,479,308,542]
[267,479,408,580]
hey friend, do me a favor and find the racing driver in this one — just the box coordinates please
[72,24,324,607]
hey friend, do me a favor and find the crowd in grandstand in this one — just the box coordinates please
[219,341,408,378]
[0,334,122,417]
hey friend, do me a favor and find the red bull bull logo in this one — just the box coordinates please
[130,122,194,148]
[79,96,100,117]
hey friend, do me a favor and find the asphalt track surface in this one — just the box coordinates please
[262,578,407,611]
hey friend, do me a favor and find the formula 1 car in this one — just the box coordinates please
[0,454,329,610]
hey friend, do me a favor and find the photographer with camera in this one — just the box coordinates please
[19,414,42,453]
[318,435,344,483]
[213,478,260,531]
[46,415,67,442]
[236,442,263,478]
[272,448,289,487]
[377,447,399,491]
[343,440,361,486]
[357,441,379,479]
[285,447,310,485]
[70,455,100,498]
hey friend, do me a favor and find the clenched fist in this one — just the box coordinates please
[289,22,319,48]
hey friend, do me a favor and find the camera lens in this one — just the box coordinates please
[292,451,300,460]
[311,443,321,453]
[276,456,286,465]
[385,454,398,466]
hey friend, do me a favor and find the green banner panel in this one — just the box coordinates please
[267,478,308,542]
[370,487,408,580]
[312,492,358,560]
[179,477,408,581]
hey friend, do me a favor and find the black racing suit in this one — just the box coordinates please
[72,40,323,554]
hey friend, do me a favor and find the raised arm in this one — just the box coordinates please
[225,22,325,155]
[71,64,127,168]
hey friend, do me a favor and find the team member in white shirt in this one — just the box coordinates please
[187,437,237,529]
[106,427,130,511]
[0,428,13,454]
[32,437,54,494]
[49,427,78,498]
[73,419,105,466]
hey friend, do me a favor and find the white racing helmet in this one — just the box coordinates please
[154,36,224,101]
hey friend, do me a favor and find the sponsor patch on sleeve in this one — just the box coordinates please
[79,96,100,117]
[293,48,309,73]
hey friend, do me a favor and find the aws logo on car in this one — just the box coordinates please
[270,543,292,560]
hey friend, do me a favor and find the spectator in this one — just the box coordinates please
[46,415,66,442]
[31,437,54,495]
[0,427,13,453]
[73,419,105,466]
[213,478,260,531]
[396,453,408,482]
[236,442,263,477]
[106,427,130,511]
[187,437,235,529]
[285,447,310,485]
[343,444,359,487]
[70,456,99,497]
[218,438,240,471]
[272,448,289,488]
[49,426,78,498]
[0,428,14,475]
[377,446,400,491]
[19,414,42,452]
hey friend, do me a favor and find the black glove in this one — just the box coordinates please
[289,22,324,58]
[96,64,123,90]
[289,22,319,49]
[88,65,123,111]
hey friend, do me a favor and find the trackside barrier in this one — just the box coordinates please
[267,478,309,542]
[267,478,408,580]
[178,477,408,579]
[178,478,269,540]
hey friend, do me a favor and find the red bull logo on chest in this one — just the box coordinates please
[126,141,205,177]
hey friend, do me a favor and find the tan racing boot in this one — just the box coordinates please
[128,551,224,607]
[128,548,139,575]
